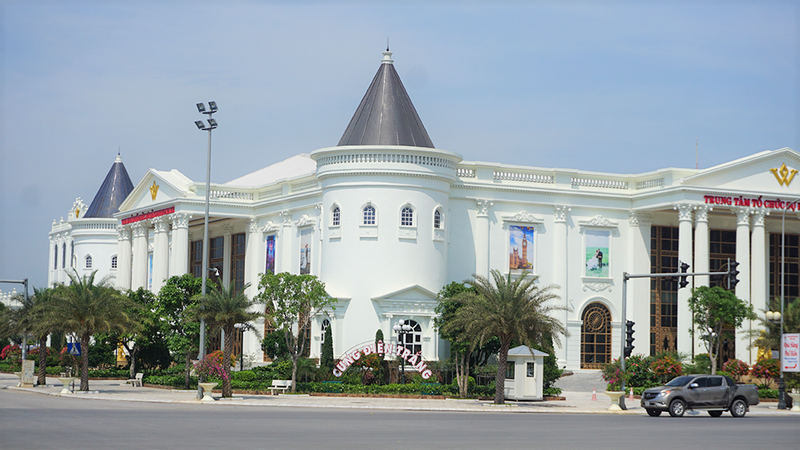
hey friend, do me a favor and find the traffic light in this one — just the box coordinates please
[624,320,635,358]
[679,261,690,289]
[729,261,740,289]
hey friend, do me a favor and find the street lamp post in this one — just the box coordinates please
[195,101,218,400]
[393,320,412,384]
[234,323,246,372]
[776,200,798,410]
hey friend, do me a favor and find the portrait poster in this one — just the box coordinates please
[509,225,534,273]
[299,228,312,275]
[585,229,610,277]
[265,235,275,275]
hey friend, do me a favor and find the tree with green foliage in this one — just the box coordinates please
[441,270,568,404]
[688,286,757,374]
[373,329,386,383]
[109,287,165,379]
[157,274,203,389]
[189,281,262,398]
[750,297,800,354]
[44,270,141,391]
[256,272,335,392]
[320,325,334,374]
[435,281,477,397]
[10,287,59,385]
[261,329,290,360]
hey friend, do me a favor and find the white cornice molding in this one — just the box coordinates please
[578,214,619,228]
[502,210,544,224]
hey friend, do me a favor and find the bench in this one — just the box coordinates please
[270,379,292,395]
[127,373,143,387]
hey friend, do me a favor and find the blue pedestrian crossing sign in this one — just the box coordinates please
[68,343,81,356]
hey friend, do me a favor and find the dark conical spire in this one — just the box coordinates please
[338,50,434,148]
[84,154,134,218]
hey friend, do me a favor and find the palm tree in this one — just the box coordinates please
[45,270,140,391]
[12,287,58,385]
[190,281,262,397]
[442,270,569,404]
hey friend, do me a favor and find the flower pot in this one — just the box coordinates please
[57,377,76,394]
[604,391,624,411]
[199,382,217,402]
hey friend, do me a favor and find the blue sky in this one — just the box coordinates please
[1,1,797,291]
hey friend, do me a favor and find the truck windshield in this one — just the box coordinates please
[665,376,695,386]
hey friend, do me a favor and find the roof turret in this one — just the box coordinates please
[338,50,434,148]
[84,153,135,218]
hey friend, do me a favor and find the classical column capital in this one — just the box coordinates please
[751,209,768,227]
[280,210,292,226]
[554,205,571,223]
[151,216,169,233]
[222,223,235,236]
[628,211,653,227]
[735,207,752,226]
[476,199,493,217]
[673,203,696,221]
[131,221,149,238]
[247,218,260,234]
[117,225,131,240]
[694,204,713,223]
[170,212,191,229]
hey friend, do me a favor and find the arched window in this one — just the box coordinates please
[111,255,118,270]
[433,209,442,229]
[397,319,422,355]
[401,206,414,226]
[54,245,58,270]
[85,255,93,269]
[363,205,376,225]
[332,207,341,226]
[581,302,611,369]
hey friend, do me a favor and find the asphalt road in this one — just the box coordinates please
[2,389,798,450]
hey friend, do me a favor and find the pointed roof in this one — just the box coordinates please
[338,50,434,148]
[84,154,135,218]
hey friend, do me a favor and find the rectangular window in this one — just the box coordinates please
[505,362,515,379]
[265,235,276,275]
[526,362,536,377]
[54,245,58,270]
[230,233,246,294]
[190,240,203,278]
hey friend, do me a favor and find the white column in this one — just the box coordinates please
[151,217,170,292]
[244,218,261,300]
[553,205,570,367]
[475,200,493,278]
[694,205,712,288]
[629,211,653,355]
[735,208,752,363]
[749,209,768,364]
[48,237,55,286]
[280,211,293,274]
[675,203,695,356]
[171,213,190,276]
[117,225,132,290]
[131,222,149,290]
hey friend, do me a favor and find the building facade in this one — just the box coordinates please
[54,50,799,371]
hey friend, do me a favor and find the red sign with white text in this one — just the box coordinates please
[782,334,799,372]
[121,206,175,225]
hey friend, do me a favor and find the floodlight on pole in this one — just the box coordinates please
[195,101,218,400]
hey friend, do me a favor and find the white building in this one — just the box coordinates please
[54,50,798,371]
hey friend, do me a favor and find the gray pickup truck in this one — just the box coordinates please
[641,374,759,417]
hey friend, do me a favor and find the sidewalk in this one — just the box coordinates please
[1,373,795,416]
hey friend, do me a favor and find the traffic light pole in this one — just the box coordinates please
[618,267,731,410]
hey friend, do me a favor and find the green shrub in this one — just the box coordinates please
[758,388,779,399]
[233,370,257,382]
[543,386,562,396]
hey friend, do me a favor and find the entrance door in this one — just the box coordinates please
[581,303,611,369]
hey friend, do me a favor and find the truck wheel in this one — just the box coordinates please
[708,411,723,417]
[646,408,662,417]
[668,399,686,417]
[730,399,747,418]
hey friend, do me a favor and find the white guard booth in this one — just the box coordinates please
[504,345,547,401]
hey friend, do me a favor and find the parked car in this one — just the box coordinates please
[641,374,759,417]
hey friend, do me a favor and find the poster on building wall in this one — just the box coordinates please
[585,229,610,277]
[509,225,534,273]
[299,229,312,275]
[783,333,799,372]
[265,235,275,274]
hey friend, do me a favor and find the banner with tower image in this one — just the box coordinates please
[299,228,312,275]
[585,229,610,277]
[509,225,534,273]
